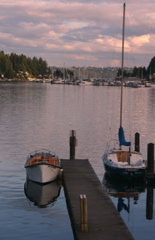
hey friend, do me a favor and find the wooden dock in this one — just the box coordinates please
[61,159,135,240]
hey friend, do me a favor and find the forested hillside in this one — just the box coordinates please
[0,51,50,79]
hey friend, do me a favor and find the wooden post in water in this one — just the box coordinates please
[70,130,76,159]
[146,186,154,220]
[80,194,88,232]
[135,132,140,152]
[147,143,154,174]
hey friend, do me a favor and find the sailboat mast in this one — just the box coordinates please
[120,3,126,127]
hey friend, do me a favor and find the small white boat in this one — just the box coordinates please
[25,149,62,184]
[51,78,65,84]
[79,80,93,85]
[145,82,151,87]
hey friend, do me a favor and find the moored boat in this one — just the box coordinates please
[103,141,146,179]
[102,4,146,180]
[78,79,93,85]
[25,149,62,184]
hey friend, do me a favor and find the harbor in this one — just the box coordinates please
[60,130,155,240]
[0,82,155,240]
[1,1,155,239]
[24,129,155,240]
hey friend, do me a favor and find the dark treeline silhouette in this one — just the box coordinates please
[0,50,155,80]
[117,56,155,80]
[0,51,74,80]
[53,68,74,80]
[0,51,51,79]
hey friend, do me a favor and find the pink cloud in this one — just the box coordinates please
[0,0,154,67]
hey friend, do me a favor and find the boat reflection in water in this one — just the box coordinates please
[24,179,62,208]
[102,174,145,214]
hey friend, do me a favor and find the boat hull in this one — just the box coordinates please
[104,162,146,179]
[25,163,61,184]
[102,149,146,180]
[25,149,62,184]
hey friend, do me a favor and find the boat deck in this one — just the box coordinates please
[61,159,134,240]
[25,156,58,166]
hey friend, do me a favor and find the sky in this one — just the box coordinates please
[0,0,155,68]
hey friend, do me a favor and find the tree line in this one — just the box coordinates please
[0,50,155,80]
[0,51,75,80]
[0,51,52,79]
[117,56,155,80]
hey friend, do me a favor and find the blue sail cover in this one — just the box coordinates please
[118,126,131,146]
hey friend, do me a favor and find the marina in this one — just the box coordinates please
[50,77,153,87]
[0,82,155,239]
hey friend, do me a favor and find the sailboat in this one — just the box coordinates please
[102,3,146,179]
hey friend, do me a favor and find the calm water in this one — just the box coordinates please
[0,82,155,240]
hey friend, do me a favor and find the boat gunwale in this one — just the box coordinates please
[108,149,142,155]
[25,148,61,168]
[104,160,146,169]
[103,150,145,169]
[25,162,62,169]
[27,148,57,157]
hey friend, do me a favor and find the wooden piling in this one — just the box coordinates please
[80,194,88,232]
[146,186,154,220]
[147,143,154,174]
[135,132,140,152]
[70,130,76,159]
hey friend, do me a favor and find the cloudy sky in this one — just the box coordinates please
[0,0,154,67]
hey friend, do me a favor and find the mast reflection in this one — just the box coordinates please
[102,174,145,214]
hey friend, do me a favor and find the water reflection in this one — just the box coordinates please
[102,174,145,214]
[24,179,62,208]
[146,181,154,220]
[103,174,155,223]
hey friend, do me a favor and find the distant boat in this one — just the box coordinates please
[25,149,62,184]
[51,78,65,84]
[24,179,62,207]
[79,79,93,85]
[145,82,151,87]
[102,3,146,180]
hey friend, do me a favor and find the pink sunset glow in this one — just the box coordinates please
[0,0,154,67]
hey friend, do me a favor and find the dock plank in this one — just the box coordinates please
[61,159,135,240]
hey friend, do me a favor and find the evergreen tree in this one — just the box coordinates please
[0,51,51,79]
[54,69,63,78]
[147,56,155,76]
